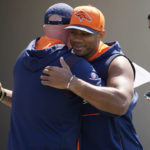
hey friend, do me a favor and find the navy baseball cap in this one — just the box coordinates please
[44,3,73,25]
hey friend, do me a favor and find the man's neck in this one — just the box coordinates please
[88,41,110,61]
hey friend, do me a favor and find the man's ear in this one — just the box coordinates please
[43,24,46,35]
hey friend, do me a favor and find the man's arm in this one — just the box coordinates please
[0,83,12,108]
[41,56,134,115]
[69,56,134,115]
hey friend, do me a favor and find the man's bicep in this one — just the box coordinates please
[107,56,134,92]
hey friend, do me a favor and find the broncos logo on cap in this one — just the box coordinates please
[74,9,92,22]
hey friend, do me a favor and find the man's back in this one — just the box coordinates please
[7,38,102,150]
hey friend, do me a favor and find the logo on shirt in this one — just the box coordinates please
[83,99,88,104]
[91,72,98,79]
[75,9,92,22]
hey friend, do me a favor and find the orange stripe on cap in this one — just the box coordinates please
[88,41,110,61]
[82,113,101,117]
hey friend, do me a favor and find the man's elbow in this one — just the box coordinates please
[117,104,129,116]
[116,97,132,116]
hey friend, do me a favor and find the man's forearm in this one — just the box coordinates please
[69,77,130,115]
[1,89,12,108]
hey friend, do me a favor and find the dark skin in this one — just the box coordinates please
[69,29,104,59]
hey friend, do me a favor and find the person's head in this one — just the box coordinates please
[65,5,106,59]
[43,3,73,44]
[148,14,150,29]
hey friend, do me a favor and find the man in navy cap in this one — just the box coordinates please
[0,3,103,150]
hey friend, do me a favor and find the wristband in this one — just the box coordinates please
[0,88,7,102]
[67,75,75,89]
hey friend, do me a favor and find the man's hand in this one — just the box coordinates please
[41,57,73,89]
[0,82,2,93]
[0,82,4,96]
[146,97,150,101]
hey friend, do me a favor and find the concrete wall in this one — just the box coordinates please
[0,0,150,149]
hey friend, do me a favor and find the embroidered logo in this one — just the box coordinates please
[83,99,88,104]
[91,72,98,79]
[75,9,92,22]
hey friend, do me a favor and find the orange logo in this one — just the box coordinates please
[75,9,92,22]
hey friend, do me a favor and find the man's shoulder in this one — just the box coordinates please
[64,53,88,70]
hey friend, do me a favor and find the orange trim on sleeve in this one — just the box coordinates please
[88,41,110,61]
[82,113,101,117]
[77,139,80,150]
